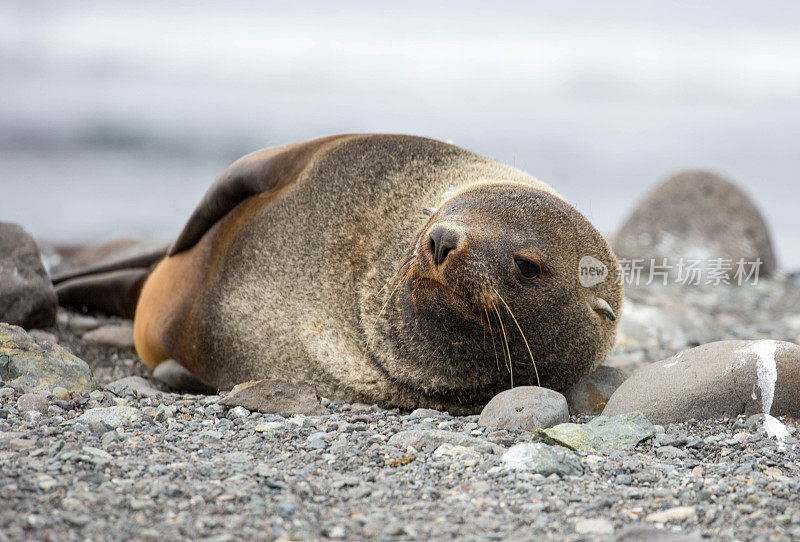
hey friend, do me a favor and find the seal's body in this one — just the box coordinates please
[60,134,622,413]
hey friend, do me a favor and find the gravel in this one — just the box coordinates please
[1,278,800,540]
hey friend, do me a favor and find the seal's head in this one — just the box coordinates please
[371,181,622,410]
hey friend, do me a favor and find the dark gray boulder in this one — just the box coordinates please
[612,171,777,282]
[0,222,57,329]
[562,365,628,415]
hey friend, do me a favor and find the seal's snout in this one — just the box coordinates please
[428,223,462,267]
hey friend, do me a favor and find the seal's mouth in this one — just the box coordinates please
[408,272,485,322]
[371,251,542,390]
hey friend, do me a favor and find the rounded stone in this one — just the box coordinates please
[478,386,569,431]
[603,340,800,425]
[17,392,50,414]
[562,365,628,415]
[612,170,777,280]
[81,325,135,349]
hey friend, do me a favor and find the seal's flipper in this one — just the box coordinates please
[50,246,168,285]
[56,268,150,319]
[169,134,356,256]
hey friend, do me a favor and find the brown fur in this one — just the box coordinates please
[134,134,622,413]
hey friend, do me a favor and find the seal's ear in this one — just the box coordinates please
[590,295,616,322]
[169,134,354,256]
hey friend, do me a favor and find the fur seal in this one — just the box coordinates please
[56,134,622,413]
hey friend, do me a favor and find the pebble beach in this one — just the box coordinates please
[2,269,799,541]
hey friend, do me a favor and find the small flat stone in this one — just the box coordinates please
[23,410,42,423]
[36,474,57,491]
[106,376,162,398]
[9,438,37,450]
[478,386,569,431]
[82,325,135,348]
[574,518,614,535]
[17,392,49,414]
[655,434,688,447]
[432,443,480,459]
[645,506,697,523]
[227,406,250,419]
[81,445,113,465]
[197,430,224,447]
[388,429,503,455]
[52,386,70,400]
[255,421,287,434]
[409,408,443,419]
[101,430,121,446]
[537,411,655,453]
[615,526,702,541]
[656,446,688,459]
[65,313,101,333]
[217,379,327,415]
[75,405,142,428]
[563,365,628,415]
[501,442,583,476]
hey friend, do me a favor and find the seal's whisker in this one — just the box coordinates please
[366,263,412,347]
[494,288,540,387]
[492,300,514,387]
[483,305,500,371]
[394,266,414,314]
[371,255,413,302]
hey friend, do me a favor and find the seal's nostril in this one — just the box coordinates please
[429,224,460,266]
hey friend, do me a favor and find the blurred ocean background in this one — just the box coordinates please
[1,1,799,268]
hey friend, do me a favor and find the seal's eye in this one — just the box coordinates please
[514,258,540,282]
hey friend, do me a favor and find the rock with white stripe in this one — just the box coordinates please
[603,340,800,427]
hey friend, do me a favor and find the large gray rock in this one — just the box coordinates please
[478,386,569,431]
[217,379,326,415]
[0,323,94,394]
[0,222,57,329]
[612,170,777,281]
[563,366,628,415]
[603,340,800,425]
